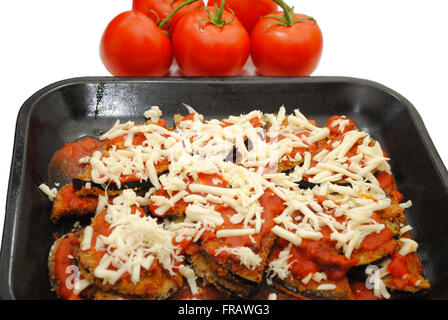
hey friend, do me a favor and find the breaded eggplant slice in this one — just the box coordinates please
[264,116,317,173]
[272,275,352,300]
[173,113,265,166]
[92,289,168,300]
[79,243,182,300]
[187,249,255,298]
[200,232,276,284]
[187,232,276,298]
[93,291,126,300]
[381,232,430,294]
[48,232,74,296]
[192,189,283,294]
[93,290,135,300]
[50,184,98,222]
[351,226,397,266]
[295,179,358,190]
[351,240,397,266]
[74,161,168,197]
[74,122,171,197]
[77,213,182,299]
[174,113,267,130]
[48,231,92,299]
[372,171,408,236]
[148,173,230,218]
[47,136,104,187]
[148,189,188,218]
[278,159,305,174]
[377,201,406,236]
[73,176,157,197]
[382,251,430,293]
[264,111,314,132]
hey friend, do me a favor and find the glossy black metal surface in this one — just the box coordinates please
[1,77,447,299]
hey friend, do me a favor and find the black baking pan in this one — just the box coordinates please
[1,77,447,300]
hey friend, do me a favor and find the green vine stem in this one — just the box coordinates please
[158,0,200,31]
[202,0,235,28]
[268,0,315,26]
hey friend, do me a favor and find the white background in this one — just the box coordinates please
[0,0,447,243]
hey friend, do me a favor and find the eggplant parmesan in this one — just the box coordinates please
[40,105,430,300]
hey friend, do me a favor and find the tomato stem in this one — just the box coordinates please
[158,0,199,31]
[269,0,315,26]
[203,0,235,28]
[274,0,293,25]
[148,9,161,24]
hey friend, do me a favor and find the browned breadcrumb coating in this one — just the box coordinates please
[50,184,98,222]
[272,275,352,300]
[201,232,276,284]
[77,213,182,299]
[187,250,255,298]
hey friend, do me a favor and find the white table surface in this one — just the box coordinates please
[0,0,447,244]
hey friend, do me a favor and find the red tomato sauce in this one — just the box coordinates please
[311,134,359,171]
[150,188,188,216]
[376,171,404,203]
[359,228,395,252]
[197,172,228,188]
[213,190,284,251]
[296,239,357,281]
[156,118,167,128]
[350,281,381,300]
[59,184,98,209]
[107,158,167,184]
[49,136,103,179]
[356,212,395,252]
[103,134,170,184]
[391,190,403,203]
[90,207,145,250]
[106,120,168,148]
[106,132,147,149]
[89,211,113,261]
[326,116,356,135]
[315,195,329,204]
[174,238,195,255]
[277,131,317,166]
[249,117,263,128]
[149,173,227,217]
[386,253,419,290]
[221,116,262,128]
[376,171,394,190]
[273,228,358,282]
[88,209,158,281]
[54,235,82,300]
[258,190,285,234]
[180,113,197,123]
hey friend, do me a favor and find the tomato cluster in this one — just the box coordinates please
[100,0,323,77]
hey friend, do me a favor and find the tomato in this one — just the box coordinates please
[251,12,323,76]
[100,11,173,76]
[133,0,204,34]
[207,0,277,33]
[172,5,250,76]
